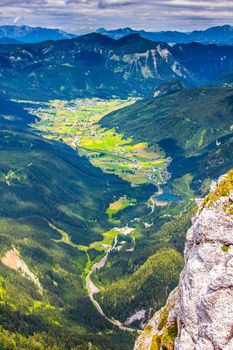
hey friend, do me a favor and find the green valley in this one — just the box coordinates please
[0,18,233,350]
[4,86,228,346]
[1,97,186,349]
[0,99,139,349]
[30,98,170,186]
[16,96,197,331]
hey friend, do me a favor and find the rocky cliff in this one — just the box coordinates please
[135,170,233,350]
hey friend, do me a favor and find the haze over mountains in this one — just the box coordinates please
[1,24,233,45]
[97,25,233,45]
[0,25,76,43]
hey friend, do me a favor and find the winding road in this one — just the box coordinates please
[86,232,138,333]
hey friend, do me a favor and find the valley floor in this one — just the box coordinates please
[30,98,170,186]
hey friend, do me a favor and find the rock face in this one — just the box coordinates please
[135,171,233,350]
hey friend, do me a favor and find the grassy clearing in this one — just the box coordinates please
[81,252,92,287]
[106,197,136,222]
[50,221,122,288]
[90,230,121,251]
[50,222,121,253]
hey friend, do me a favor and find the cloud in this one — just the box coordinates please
[13,16,23,24]
[98,0,137,9]
[46,0,66,6]
[0,0,232,33]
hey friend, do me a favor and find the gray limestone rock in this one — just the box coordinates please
[135,174,233,350]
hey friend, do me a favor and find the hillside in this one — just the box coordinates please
[217,70,233,86]
[0,34,233,100]
[102,85,233,153]
[0,37,21,45]
[0,99,143,349]
[101,85,233,187]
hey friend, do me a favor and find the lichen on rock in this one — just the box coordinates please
[134,288,178,350]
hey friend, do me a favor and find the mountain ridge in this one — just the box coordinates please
[1,33,233,100]
[0,25,76,43]
[97,24,233,45]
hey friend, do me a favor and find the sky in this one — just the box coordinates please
[0,0,232,34]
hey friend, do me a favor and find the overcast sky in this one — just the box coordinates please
[0,0,232,34]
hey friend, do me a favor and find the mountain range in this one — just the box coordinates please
[0,32,233,100]
[97,25,233,45]
[0,24,233,46]
[0,25,76,43]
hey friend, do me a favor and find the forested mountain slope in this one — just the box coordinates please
[0,99,140,349]
[0,34,233,100]
[102,85,233,188]
[93,85,233,325]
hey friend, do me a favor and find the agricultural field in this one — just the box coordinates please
[29,98,170,186]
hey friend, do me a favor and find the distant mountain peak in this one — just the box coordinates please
[0,24,77,43]
[96,27,107,33]
[97,25,233,46]
[76,32,115,45]
[120,27,134,32]
[116,33,152,45]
